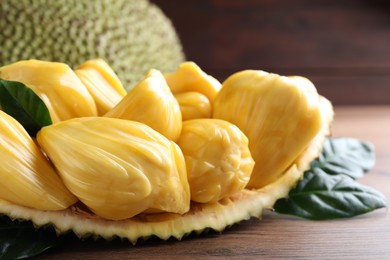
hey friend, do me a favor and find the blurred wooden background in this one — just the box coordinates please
[151,0,390,105]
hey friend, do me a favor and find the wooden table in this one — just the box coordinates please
[43,106,390,259]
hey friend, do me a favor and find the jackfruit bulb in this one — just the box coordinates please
[0,0,185,90]
[37,117,190,220]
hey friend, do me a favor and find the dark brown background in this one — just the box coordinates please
[151,0,390,105]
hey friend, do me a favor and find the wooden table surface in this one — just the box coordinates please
[42,106,390,259]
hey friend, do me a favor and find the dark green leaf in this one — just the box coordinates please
[0,216,58,259]
[274,137,386,219]
[311,138,375,179]
[274,168,387,220]
[0,79,52,136]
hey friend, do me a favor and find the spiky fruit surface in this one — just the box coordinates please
[0,0,185,90]
[0,97,333,243]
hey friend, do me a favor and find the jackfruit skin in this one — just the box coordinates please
[0,0,185,90]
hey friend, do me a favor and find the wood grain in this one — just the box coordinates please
[151,0,390,105]
[40,106,390,259]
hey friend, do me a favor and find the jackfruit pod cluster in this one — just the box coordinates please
[36,117,190,220]
[174,92,211,121]
[105,69,182,141]
[164,62,222,118]
[0,111,77,210]
[0,60,97,123]
[213,70,322,188]
[75,59,127,115]
[177,119,255,203]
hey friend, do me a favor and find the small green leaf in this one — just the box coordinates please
[311,138,375,179]
[0,79,52,136]
[274,169,387,220]
[0,216,58,259]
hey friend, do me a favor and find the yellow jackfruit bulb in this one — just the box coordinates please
[213,70,322,189]
[174,92,212,121]
[75,59,127,116]
[0,111,77,210]
[164,62,222,104]
[105,69,182,141]
[0,60,97,123]
[36,117,190,220]
[177,119,255,203]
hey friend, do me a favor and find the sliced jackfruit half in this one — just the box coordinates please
[0,96,333,244]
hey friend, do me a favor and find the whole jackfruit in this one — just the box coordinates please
[0,0,185,90]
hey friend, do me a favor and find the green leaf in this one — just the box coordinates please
[274,168,387,220]
[311,138,375,179]
[0,79,52,136]
[0,216,58,259]
[274,138,386,220]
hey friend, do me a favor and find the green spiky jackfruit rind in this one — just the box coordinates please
[0,97,333,245]
[0,0,185,90]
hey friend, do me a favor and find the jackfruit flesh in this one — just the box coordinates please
[0,96,334,243]
[0,111,77,210]
[75,59,127,115]
[213,70,322,188]
[177,119,255,203]
[174,92,212,121]
[36,117,190,220]
[0,0,185,89]
[0,60,97,123]
[105,69,182,141]
[164,62,222,104]
[0,57,335,244]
